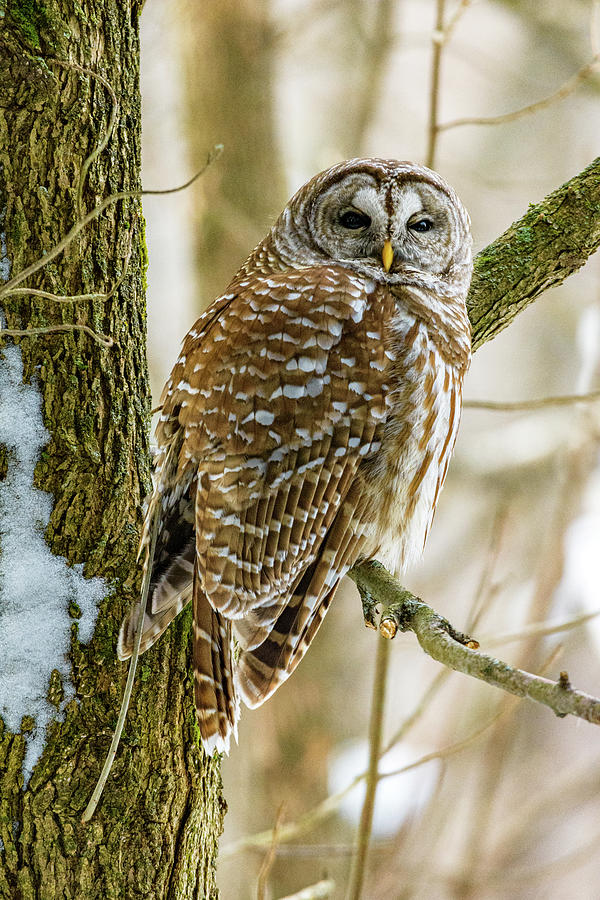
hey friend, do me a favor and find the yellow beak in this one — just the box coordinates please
[382,240,394,273]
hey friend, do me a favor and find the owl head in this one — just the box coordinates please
[269,158,473,297]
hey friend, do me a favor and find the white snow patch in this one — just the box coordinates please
[0,342,106,782]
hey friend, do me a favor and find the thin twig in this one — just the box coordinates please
[442,0,473,45]
[1,214,135,305]
[592,1,600,57]
[465,504,508,632]
[379,705,509,782]
[257,803,286,900]
[0,324,113,348]
[490,748,600,863]
[221,698,511,860]
[50,60,120,219]
[485,825,600,888]
[81,505,161,823]
[346,636,390,900]
[452,644,563,891]
[464,388,600,412]
[0,145,223,300]
[482,608,600,648]
[382,668,450,756]
[439,53,600,132]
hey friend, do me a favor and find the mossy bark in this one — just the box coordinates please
[0,3,223,899]
[469,156,600,350]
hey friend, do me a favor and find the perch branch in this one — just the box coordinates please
[350,562,600,727]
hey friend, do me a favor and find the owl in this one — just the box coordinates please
[118,158,472,754]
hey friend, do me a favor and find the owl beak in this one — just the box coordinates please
[382,240,394,273]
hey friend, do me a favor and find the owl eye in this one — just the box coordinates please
[408,218,434,233]
[339,210,371,230]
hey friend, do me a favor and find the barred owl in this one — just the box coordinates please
[118,158,472,753]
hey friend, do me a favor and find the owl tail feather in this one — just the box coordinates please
[117,541,195,660]
[193,569,240,755]
[236,586,334,710]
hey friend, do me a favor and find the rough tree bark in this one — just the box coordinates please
[0,3,223,899]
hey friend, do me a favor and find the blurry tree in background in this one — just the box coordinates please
[178,0,287,304]
[139,1,600,898]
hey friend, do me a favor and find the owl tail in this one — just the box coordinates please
[117,540,194,661]
[193,565,240,755]
[235,515,360,709]
[236,572,336,710]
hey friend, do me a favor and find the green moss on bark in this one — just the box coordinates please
[469,156,600,349]
[0,3,224,898]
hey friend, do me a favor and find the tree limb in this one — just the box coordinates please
[468,156,600,350]
[350,563,600,727]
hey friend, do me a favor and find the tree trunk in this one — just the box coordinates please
[0,3,223,898]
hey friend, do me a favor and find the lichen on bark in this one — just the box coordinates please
[0,2,224,898]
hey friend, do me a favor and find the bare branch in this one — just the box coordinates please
[351,562,600,727]
[464,389,600,412]
[346,636,390,900]
[439,53,600,132]
[425,0,446,168]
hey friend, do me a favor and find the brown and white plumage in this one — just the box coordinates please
[118,158,472,754]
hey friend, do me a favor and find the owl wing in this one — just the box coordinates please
[117,291,239,663]
[170,266,390,609]
[161,267,393,738]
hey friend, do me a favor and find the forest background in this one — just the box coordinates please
[141,1,600,897]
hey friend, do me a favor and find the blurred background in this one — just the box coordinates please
[140,1,600,897]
